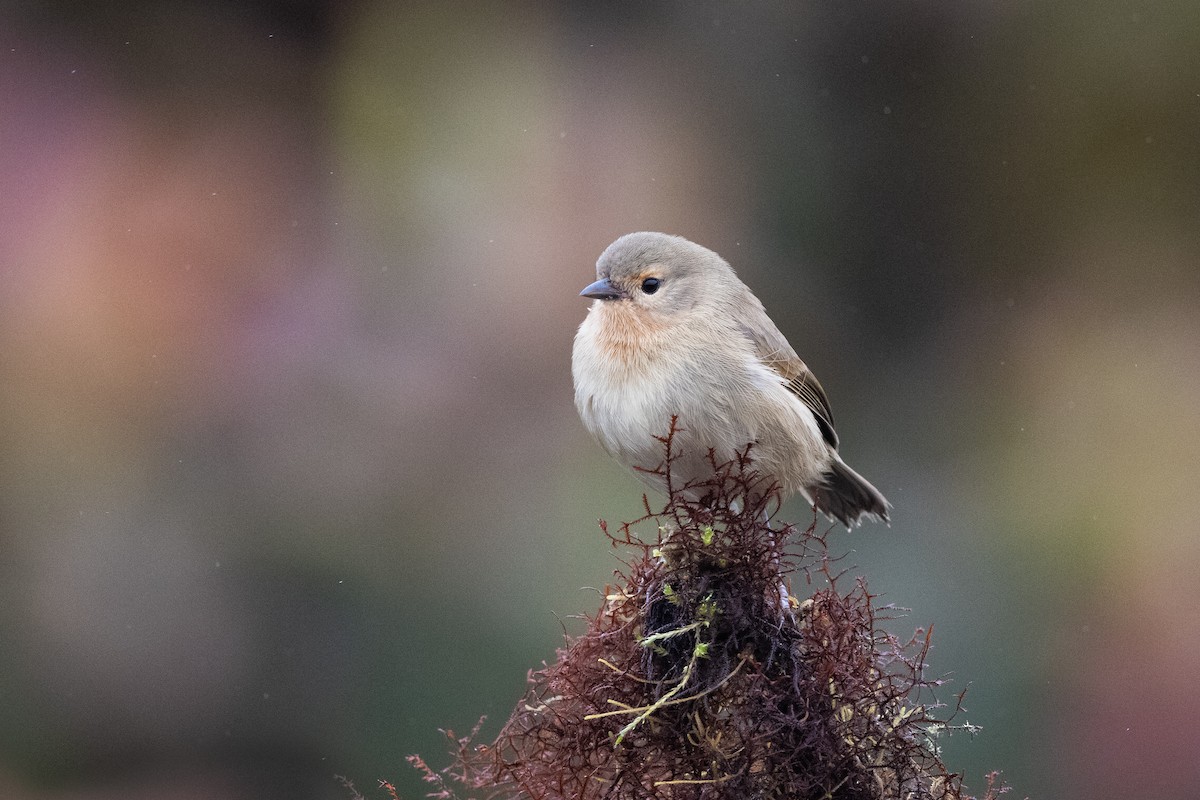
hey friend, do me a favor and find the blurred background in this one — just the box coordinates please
[2,1,1198,798]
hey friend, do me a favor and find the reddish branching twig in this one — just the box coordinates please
[392,421,1005,799]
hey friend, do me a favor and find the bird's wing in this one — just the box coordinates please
[738,312,839,449]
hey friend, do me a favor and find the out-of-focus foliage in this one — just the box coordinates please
[1,2,1197,799]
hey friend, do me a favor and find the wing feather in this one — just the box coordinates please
[738,312,839,449]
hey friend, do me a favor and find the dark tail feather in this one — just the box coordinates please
[813,458,890,528]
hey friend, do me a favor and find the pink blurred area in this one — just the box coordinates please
[1,2,1198,799]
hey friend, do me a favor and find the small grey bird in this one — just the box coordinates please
[571,232,889,527]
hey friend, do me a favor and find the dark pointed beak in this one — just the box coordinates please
[579,277,623,300]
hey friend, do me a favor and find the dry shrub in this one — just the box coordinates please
[404,420,1006,800]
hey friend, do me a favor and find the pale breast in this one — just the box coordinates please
[572,302,832,494]
[572,303,678,467]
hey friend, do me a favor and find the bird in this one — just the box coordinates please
[571,231,889,528]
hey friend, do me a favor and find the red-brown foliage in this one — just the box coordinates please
[404,422,1005,799]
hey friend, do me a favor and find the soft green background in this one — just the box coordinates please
[2,2,1198,798]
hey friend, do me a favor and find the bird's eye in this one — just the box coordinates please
[641,277,662,295]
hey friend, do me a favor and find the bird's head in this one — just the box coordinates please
[579,231,736,319]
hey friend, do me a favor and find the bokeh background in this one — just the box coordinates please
[2,1,1198,798]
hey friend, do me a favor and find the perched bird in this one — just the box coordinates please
[571,232,889,528]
